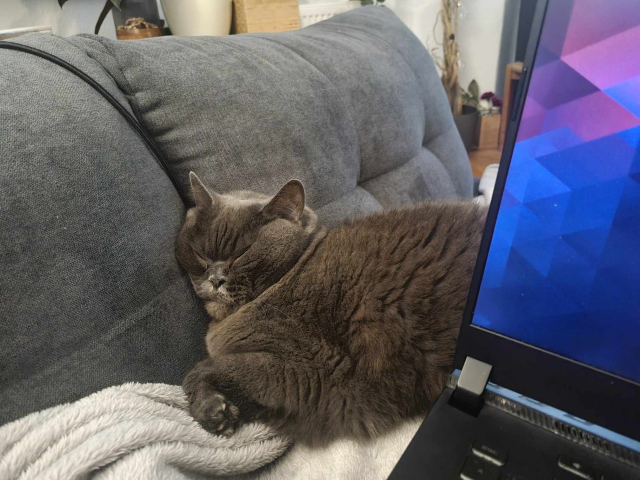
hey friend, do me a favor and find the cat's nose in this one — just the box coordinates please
[209,275,226,289]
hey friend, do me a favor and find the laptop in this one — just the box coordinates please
[389,0,640,478]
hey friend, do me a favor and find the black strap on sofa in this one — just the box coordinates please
[0,41,188,205]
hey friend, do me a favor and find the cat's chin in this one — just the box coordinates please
[205,301,237,323]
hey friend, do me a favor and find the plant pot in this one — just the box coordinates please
[116,27,164,40]
[160,0,232,36]
[453,105,478,152]
[112,0,161,29]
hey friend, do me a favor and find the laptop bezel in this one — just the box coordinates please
[453,0,640,443]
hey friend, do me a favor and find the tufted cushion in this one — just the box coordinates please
[68,6,472,226]
[0,7,471,425]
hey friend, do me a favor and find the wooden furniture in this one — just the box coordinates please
[475,113,501,150]
[233,0,300,33]
[498,61,523,147]
[469,147,502,178]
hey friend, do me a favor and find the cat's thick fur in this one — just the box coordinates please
[177,173,486,442]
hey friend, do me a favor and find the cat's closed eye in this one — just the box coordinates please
[194,251,209,270]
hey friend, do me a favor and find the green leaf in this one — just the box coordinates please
[461,87,479,108]
[378,0,386,3]
[468,79,479,102]
[361,0,374,5]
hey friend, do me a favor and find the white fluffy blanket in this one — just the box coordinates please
[240,419,423,480]
[0,383,422,480]
[0,383,290,480]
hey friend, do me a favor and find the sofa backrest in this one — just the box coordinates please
[0,6,471,425]
[69,6,472,224]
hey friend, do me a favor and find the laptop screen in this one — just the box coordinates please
[472,0,640,384]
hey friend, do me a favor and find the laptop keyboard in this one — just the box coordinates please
[556,455,599,479]
[459,440,511,480]
[459,454,502,480]
[458,440,613,479]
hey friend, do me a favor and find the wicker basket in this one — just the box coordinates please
[233,0,301,33]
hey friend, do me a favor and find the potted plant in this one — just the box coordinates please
[160,0,232,36]
[456,79,480,152]
[59,0,163,39]
[115,17,163,40]
[111,0,162,39]
[430,0,477,151]
[474,92,503,149]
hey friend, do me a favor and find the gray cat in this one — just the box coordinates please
[177,172,486,442]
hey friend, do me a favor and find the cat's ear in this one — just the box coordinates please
[262,180,305,222]
[189,172,217,211]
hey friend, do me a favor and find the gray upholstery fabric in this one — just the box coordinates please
[67,6,471,225]
[0,39,209,425]
[0,6,471,425]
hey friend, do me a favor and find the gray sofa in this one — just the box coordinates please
[0,6,471,429]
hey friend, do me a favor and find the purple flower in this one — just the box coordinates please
[492,97,503,108]
[481,92,495,100]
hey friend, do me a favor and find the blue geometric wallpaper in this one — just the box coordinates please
[473,0,640,383]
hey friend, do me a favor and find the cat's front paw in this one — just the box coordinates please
[189,385,240,437]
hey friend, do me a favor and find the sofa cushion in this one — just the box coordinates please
[68,6,472,226]
[0,35,208,425]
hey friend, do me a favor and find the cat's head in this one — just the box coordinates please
[176,172,318,320]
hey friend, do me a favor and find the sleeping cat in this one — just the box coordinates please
[177,172,486,442]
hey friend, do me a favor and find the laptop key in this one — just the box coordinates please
[558,455,599,480]
[459,455,501,480]
[554,468,582,480]
[471,440,508,466]
[501,474,526,480]
[553,467,602,480]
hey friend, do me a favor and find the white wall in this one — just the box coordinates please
[1,0,117,39]
[390,0,439,48]
[392,0,516,98]
[456,0,508,96]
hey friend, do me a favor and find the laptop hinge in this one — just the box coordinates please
[449,357,492,416]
